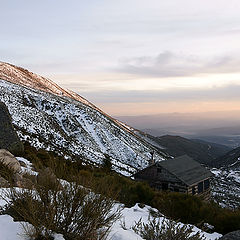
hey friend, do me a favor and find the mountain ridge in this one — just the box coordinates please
[0,62,168,175]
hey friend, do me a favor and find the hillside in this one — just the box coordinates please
[0,62,168,176]
[214,146,240,167]
[151,135,231,166]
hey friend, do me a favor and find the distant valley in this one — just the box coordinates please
[117,113,240,148]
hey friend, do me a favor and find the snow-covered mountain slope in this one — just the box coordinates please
[211,158,240,209]
[0,62,168,175]
[0,62,95,109]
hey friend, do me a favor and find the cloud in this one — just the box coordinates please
[117,51,240,77]
[81,84,240,103]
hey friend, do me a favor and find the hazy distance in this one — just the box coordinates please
[116,110,240,148]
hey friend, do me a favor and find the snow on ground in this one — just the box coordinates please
[0,192,222,240]
[0,215,65,240]
[0,204,222,240]
[0,215,22,240]
[109,204,222,240]
[16,157,38,176]
[211,167,240,208]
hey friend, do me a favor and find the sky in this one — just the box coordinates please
[1,0,240,116]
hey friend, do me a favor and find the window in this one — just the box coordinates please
[192,187,196,195]
[204,179,210,190]
[162,183,168,190]
[198,182,203,193]
[174,187,179,192]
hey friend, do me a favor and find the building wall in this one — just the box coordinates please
[134,165,211,198]
[134,165,187,192]
[187,178,211,200]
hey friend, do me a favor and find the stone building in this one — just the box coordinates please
[133,155,213,199]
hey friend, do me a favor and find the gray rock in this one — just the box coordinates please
[0,102,23,155]
[219,230,240,240]
[0,149,21,172]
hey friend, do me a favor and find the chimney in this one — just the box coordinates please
[150,151,155,165]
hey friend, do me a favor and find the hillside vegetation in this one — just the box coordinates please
[20,142,240,235]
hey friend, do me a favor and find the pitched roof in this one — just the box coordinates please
[157,155,213,186]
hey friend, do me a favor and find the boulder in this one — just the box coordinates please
[219,230,240,240]
[0,149,21,173]
[0,102,23,155]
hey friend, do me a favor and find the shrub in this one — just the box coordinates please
[3,172,121,240]
[20,142,240,235]
[132,217,206,240]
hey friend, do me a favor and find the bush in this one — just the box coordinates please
[132,217,206,240]
[3,172,121,240]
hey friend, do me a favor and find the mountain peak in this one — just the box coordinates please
[0,61,137,134]
[0,61,95,108]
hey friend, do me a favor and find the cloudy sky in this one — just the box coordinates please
[1,0,240,116]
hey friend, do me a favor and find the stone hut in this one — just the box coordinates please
[133,155,213,199]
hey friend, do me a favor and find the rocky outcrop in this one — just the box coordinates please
[219,230,240,240]
[0,149,34,188]
[0,149,21,172]
[0,102,23,155]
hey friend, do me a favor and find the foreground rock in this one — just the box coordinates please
[0,149,21,172]
[0,149,33,188]
[219,230,240,240]
[0,102,23,155]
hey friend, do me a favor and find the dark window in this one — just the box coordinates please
[204,179,210,190]
[192,187,196,195]
[198,182,203,193]
[162,183,168,190]
[173,187,179,192]
[157,168,162,174]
